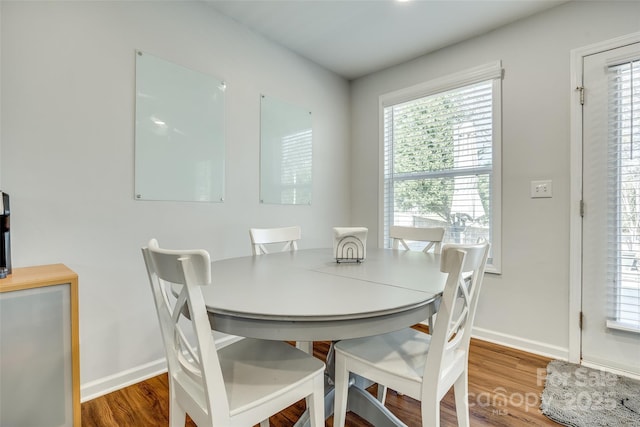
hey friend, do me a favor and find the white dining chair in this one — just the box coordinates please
[378,224,447,404]
[391,225,447,334]
[332,241,490,427]
[390,225,446,334]
[390,225,445,254]
[249,226,301,255]
[248,225,312,353]
[142,239,325,427]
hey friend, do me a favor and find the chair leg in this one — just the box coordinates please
[296,341,314,354]
[169,396,187,427]
[376,384,387,404]
[427,314,435,334]
[332,355,349,427]
[420,390,440,427]
[308,375,325,427]
[454,373,470,427]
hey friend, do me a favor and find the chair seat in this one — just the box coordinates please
[219,338,325,415]
[335,328,466,401]
[335,328,430,384]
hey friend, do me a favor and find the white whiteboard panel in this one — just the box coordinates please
[260,95,312,205]
[135,51,225,202]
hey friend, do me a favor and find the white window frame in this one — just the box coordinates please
[378,61,502,273]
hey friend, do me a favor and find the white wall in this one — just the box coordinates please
[350,0,640,357]
[0,1,350,398]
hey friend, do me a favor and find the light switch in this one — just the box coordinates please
[531,180,553,198]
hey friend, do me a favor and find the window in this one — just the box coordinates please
[607,58,640,331]
[381,62,502,272]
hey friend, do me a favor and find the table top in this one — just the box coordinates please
[202,248,448,341]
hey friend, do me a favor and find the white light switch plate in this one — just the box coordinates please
[531,180,553,198]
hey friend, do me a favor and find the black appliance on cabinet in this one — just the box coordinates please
[1,192,11,276]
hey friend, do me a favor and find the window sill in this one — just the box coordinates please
[606,320,640,334]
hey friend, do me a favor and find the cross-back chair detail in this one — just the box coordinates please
[333,241,490,427]
[249,226,301,255]
[142,238,325,427]
[390,225,445,254]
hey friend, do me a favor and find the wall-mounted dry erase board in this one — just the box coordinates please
[134,51,225,202]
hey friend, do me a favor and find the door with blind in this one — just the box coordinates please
[582,42,640,376]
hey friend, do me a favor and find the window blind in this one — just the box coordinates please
[383,80,493,252]
[607,59,640,332]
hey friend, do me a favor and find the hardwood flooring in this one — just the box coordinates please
[81,327,562,426]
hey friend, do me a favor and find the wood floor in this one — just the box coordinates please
[81,327,562,427]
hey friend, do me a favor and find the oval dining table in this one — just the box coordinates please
[199,247,449,427]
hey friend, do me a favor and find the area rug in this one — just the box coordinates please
[540,360,640,426]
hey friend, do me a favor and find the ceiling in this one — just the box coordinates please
[205,0,568,80]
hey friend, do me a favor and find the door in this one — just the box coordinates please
[582,42,640,376]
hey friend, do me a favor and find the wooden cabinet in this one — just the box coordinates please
[0,264,80,427]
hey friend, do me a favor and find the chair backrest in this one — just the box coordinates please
[389,225,445,254]
[423,241,490,393]
[249,226,301,255]
[142,239,230,425]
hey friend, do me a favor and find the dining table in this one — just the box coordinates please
[199,247,449,427]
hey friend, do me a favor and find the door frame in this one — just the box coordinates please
[569,31,640,365]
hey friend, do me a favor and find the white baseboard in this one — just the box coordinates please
[81,358,167,403]
[472,326,570,361]
[580,360,640,381]
[80,333,243,402]
[81,330,565,402]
